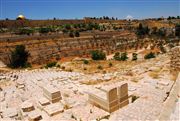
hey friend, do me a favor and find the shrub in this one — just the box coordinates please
[132,53,138,61]
[175,24,180,37]
[83,59,89,64]
[144,52,156,59]
[109,62,113,67]
[69,31,74,37]
[56,64,61,68]
[97,65,103,70]
[64,104,70,110]
[121,52,128,61]
[65,24,71,30]
[39,27,51,34]
[91,50,106,60]
[113,52,121,61]
[157,28,166,37]
[61,66,65,70]
[62,29,68,34]
[114,52,128,61]
[75,31,80,37]
[45,62,57,68]
[18,28,34,35]
[149,72,159,79]
[71,114,77,120]
[67,68,73,72]
[10,45,29,68]
[83,67,87,70]
[24,63,32,68]
[136,23,149,36]
[103,70,106,74]
[160,45,166,53]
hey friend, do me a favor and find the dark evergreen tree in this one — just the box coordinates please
[132,53,138,61]
[10,45,29,68]
[75,31,80,37]
[91,50,106,60]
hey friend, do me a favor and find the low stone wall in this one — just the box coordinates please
[170,46,180,75]
[159,73,180,120]
[158,46,180,120]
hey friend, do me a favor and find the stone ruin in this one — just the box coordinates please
[88,83,129,113]
[42,85,62,103]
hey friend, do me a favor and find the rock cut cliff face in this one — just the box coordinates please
[0,32,137,65]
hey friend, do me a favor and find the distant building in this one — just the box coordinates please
[16,15,26,20]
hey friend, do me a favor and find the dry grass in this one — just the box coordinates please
[131,77,139,83]
[62,59,140,74]
[80,80,104,85]
[63,104,71,110]
[170,74,178,81]
[0,79,12,88]
[149,72,159,79]
[63,93,70,97]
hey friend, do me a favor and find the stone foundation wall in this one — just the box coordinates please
[170,46,180,74]
[159,73,180,120]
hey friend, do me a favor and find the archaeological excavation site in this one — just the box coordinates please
[0,2,180,120]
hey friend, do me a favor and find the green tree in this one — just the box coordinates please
[113,52,121,61]
[144,52,156,59]
[175,24,180,37]
[83,59,89,64]
[65,24,71,30]
[151,27,158,35]
[62,29,68,34]
[136,23,149,36]
[109,62,113,67]
[45,62,57,68]
[75,31,80,37]
[157,28,166,37]
[39,27,51,34]
[10,45,29,68]
[120,52,128,61]
[91,50,106,60]
[97,65,103,70]
[167,16,171,20]
[69,31,74,37]
[132,53,138,61]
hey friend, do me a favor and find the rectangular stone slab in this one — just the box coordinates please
[28,110,42,121]
[44,103,64,116]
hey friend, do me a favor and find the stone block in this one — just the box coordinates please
[21,101,35,112]
[88,83,129,113]
[28,110,42,121]
[44,103,64,116]
[43,85,62,103]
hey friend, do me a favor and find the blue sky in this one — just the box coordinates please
[0,0,179,20]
